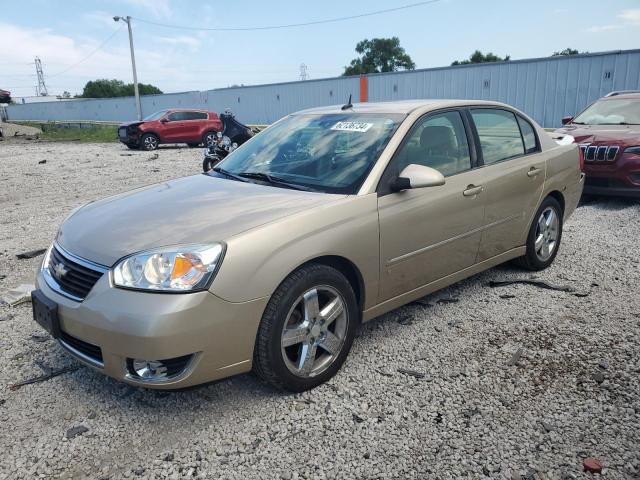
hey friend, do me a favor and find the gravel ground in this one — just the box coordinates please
[0,140,639,480]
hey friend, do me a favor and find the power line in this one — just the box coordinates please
[47,26,123,79]
[132,0,442,31]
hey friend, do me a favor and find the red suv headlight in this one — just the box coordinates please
[624,146,640,155]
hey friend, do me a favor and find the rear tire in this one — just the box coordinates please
[253,264,358,392]
[515,196,563,271]
[140,133,159,151]
[203,131,217,147]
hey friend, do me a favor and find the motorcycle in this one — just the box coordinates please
[202,109,259,172]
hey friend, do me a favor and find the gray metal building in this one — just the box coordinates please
[6,49,640,128]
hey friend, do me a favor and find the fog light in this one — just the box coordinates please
[127,354,194,382]
[132,359,168,380]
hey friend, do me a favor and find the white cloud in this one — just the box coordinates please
[82,11,119,29]
[121,0,172,19]
[585,25,622,33]
[619,9,640,25]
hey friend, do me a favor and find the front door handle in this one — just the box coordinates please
[463,185,483,197]
[527,167,542,178]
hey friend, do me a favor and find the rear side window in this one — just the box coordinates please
[471,109,525,165]
[517,116,538,154]
[184,111,208,120]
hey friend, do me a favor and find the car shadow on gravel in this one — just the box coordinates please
[579,195,640,210]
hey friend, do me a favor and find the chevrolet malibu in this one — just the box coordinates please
[33,100,584,392]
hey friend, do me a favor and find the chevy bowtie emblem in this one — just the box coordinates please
[53,262,68,279]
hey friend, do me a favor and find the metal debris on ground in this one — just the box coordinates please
[397,368,426,379]
[0,283,35,306]
[9,365,79,391]
[66,425,89,439]
[16,248,46,259]
[508,347,524,366]
[38,159,46,164]
[488,279,576,293]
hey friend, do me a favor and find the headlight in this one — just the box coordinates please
[113,243,224,292]
[624,146,640,155]
[222,135,231,147]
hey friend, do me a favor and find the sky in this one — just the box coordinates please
[1,0,639,98]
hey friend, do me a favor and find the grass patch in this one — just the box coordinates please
[16,122,119,143]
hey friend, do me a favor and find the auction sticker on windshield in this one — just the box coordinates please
[331,121,373,133]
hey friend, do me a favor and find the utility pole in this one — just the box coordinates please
[113,15,142,120]
[299,63,308,81]
[35,57,48,96]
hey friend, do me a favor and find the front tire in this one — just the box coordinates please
[140,133,159,151]
[253,264,358,392]
[515,196,563,271]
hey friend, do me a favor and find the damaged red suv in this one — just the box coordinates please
[118,109,222,151]
[555,91,640,198]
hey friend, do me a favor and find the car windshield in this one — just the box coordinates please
[143,110,169,121]
[213,113,405,194]
[573,98,640,125]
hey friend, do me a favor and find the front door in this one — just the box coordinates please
[377,110,486,302]
[162,111,190,142]
[468,108,547,261]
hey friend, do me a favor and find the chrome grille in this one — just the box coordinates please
[44,244,107,301]
[579,144,620,162]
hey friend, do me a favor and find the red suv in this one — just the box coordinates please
[555,91,640,198]
[118,109,223,151]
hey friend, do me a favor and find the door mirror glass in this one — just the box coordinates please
[561,116,573,125]
[391,164,445,192]
[160,117,168,123]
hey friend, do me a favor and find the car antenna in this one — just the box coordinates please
[341,94,353,111]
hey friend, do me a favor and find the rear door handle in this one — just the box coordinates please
[527,167,542,178]
[463,185,483,197]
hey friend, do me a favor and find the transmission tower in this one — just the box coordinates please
[299,63,308,81]
[35,57,48,96]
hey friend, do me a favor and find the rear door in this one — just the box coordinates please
[162,111,189,142]
[468,108,546,261]
[181,111,209,142]
[377,109,486,302]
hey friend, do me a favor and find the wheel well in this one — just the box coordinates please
[546,190,565,214]
[299,256,365,313]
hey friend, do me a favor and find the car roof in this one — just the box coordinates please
[601,93,640,100]
[294,99,516,115]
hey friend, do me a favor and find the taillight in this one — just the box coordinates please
[578,146,585,172]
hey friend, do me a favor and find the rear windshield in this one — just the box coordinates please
[573,98,640,125]
[216,113,405,194]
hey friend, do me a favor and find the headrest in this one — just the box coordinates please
[420,125,456,152]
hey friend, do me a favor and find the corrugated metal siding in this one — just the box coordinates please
[6,49,640,127]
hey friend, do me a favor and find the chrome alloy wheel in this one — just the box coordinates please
[204,132,216,147]
[280,286,348,378]
[534,206,559,261]
[143,135,158,150]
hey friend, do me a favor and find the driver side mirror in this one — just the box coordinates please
[561,116,573,125]
[390,164,445,192]
[160,118,168,123]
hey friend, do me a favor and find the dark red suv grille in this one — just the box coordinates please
[580,144,619,162]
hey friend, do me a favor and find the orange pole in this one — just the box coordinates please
[359,75,368,103]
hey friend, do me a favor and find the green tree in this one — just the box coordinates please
[552,48,585,56]
[451,50,510,66]
[80,79,162,98]
[343,37,415,76]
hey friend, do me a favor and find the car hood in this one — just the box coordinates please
[118,121,145,129]
[555,124,640,146]
[57,175,344,266]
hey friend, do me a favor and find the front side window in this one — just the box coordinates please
[471,109,525,165]
[573,98,640,125]
[394,111,471,177]
[167,111,187,121]
[215,113,405,194]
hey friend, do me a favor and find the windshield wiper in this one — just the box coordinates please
[571,121,586,124]
[238,172,316,191]
[212,167,248,182]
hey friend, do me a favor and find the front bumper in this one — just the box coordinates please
[117,127,140,145]
[583,154,640,198]
[35,270,269,389]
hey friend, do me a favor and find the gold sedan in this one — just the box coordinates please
[33,100,584,391]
